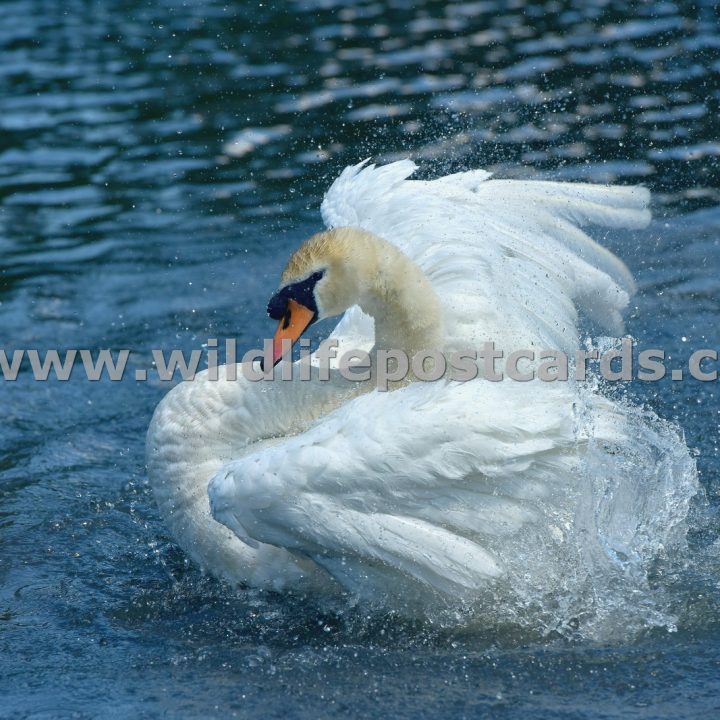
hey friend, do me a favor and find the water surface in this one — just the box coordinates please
[1,1,719,717]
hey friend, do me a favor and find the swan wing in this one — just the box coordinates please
[208,380,581,598]
[146,363,367,592]
[321,160,650,353]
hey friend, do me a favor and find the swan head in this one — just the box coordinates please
[265,227,376,366]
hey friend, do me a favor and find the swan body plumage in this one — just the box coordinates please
[146,160,694,613]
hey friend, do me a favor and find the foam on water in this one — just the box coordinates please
[495,391,700,641]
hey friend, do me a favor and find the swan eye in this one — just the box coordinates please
[267,269,325,320]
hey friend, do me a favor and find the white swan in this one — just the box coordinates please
[146,160,693,612]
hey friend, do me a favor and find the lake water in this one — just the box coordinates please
[1,0,719,717]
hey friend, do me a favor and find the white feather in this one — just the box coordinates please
[322,160,649,352]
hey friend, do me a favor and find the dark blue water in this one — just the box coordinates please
[1,1,719,717]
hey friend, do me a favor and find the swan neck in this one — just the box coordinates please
[357,234,443,357]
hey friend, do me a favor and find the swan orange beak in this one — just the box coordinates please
[270,298,316,367]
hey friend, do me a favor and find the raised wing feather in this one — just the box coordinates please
[322,160,649,354]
